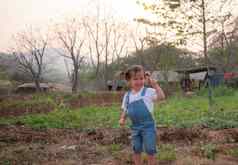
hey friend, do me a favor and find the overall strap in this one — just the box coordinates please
[126,91,130,110]
[141,87,147,97]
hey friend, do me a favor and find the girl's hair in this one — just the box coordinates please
[125,65,145,81]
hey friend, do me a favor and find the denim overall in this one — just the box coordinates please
[126,87,157,155]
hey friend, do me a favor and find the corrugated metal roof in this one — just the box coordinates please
[152,71,179,82]
[189,72,207,80]
[17,83,49,88]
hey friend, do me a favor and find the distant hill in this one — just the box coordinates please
[0,49,69,83]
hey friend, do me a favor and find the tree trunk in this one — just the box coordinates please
[202,0,213,106]
[34,79,41,92]
[72,66,79,93]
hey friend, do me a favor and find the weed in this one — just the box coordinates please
[157,144,176,161]
[226,148,238,158]
[201,143,217,160]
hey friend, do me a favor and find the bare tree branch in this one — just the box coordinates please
[55,18,85,93]
[11,27,48,91]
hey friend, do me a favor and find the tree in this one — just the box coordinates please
[111,23,129,66]
[135,0,189,46]
[129,22,148,66]
[12,27,48,92]
[134,0,191,87]
[209,15,238,69]
[180,0,236,105]
[137,0,236,64]
[84,16,104,78]
[85,19,114,85]
[135,0,192,70]
[137,0,236,105]
[84,17,129,87]
[143,44,195,69]
[55,18,85,93]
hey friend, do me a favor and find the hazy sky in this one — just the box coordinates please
[1,0,237,52]
[0,0,149,52]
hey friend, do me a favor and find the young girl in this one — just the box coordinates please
[119,65,165,165]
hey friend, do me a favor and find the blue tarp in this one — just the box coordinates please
[209,73,224,87]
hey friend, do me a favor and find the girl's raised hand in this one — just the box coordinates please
[148,77,159,88]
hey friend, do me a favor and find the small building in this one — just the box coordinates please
[113,71,127,91]
[224,72,238,88]
[224,72,238,80]
[151,71,181,94]
[223,64,238,87]
[151,71,180,82]
[176,66,223,91]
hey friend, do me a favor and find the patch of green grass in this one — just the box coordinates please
[110,144,122,151]
[197,85,235,97]
[157,144,176,161]
[201,143,217,160]
[0,117,18,125]
[0,99,56,110]
[0,160,11,165]
[155,95,209,128]
[0,91,238,129]
[0,106,122,129]
[0,68,9,80]
[107,143,123,156]
[22,110,81,128]
[0,92,57,110]
[155,91,238,129]
[226,148,238,157]
[77,106,122,129]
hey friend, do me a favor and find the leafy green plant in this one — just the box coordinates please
[157,144,176,161]
[197,85,235,97]
[226,148,238,157]
[0,160,11,165]
[108,143,123,154]
[1,90,238,130]
[201,143,217,160]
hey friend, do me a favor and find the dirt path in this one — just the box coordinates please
[1,125,238,165]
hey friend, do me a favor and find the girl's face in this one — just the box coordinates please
[129,71,145,91]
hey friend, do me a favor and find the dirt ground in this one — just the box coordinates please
[1,93,238,164]
[1,125,238,165]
